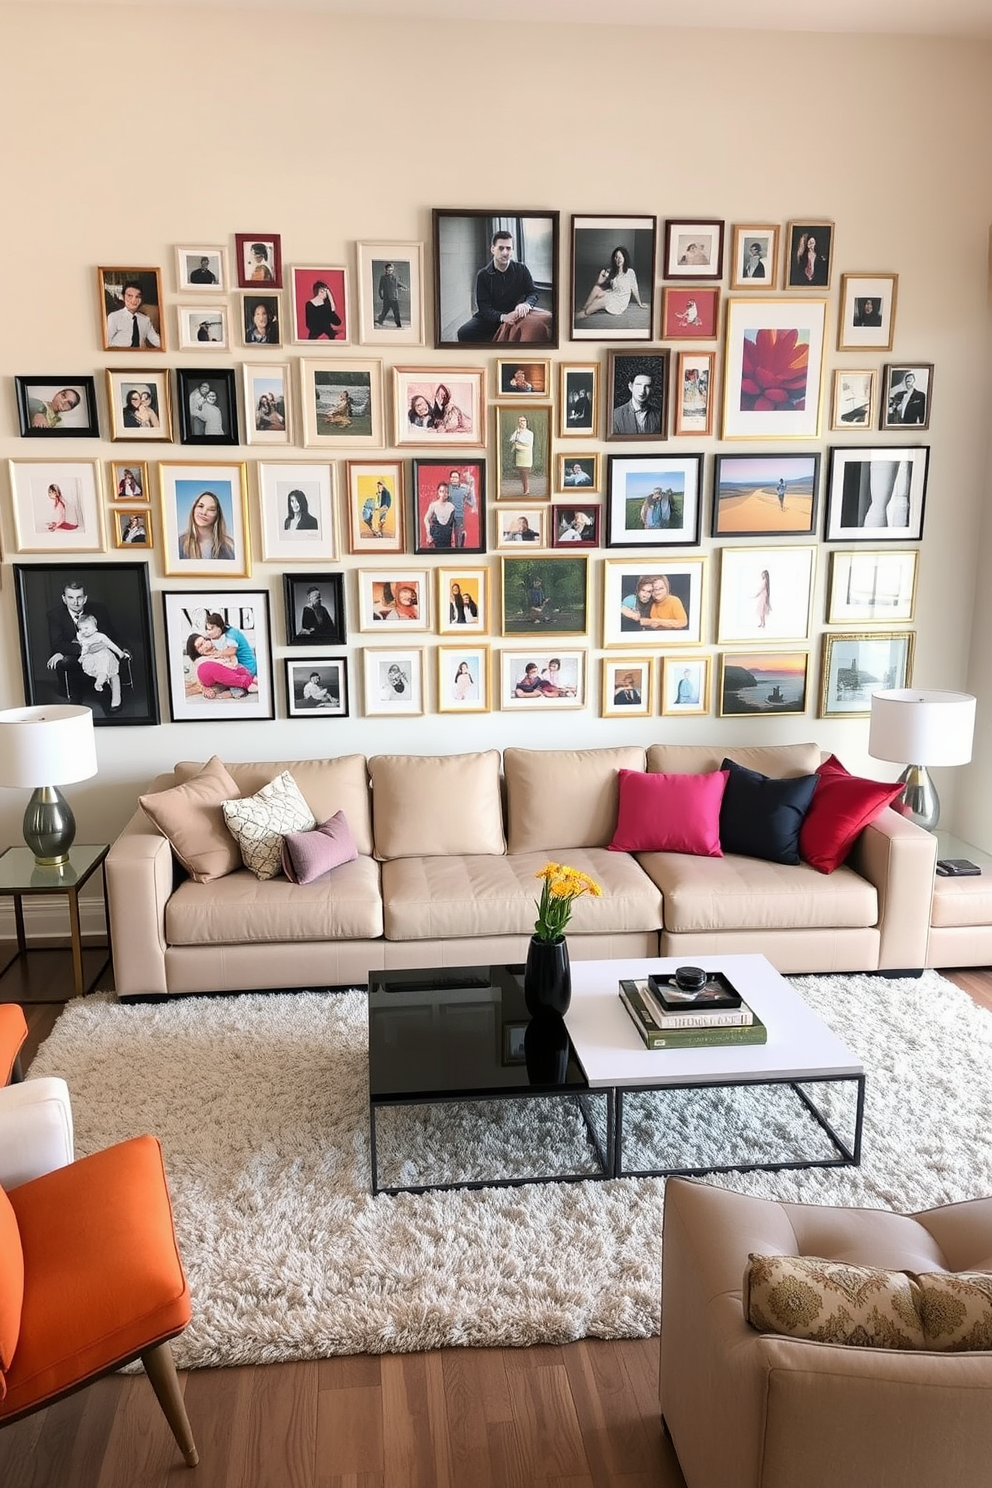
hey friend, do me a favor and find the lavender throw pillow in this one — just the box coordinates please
[280,811,358,885]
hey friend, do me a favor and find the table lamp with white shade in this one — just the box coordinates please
[0,706,98,865]
[868,688,976,831]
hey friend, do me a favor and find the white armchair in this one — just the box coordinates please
[0,1004,74,1188]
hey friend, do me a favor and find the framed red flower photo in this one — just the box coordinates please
[721,297,827,440]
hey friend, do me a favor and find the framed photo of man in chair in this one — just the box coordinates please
[12,562,160,726]
[433,209,559,350]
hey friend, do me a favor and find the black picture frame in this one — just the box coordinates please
[283,572,347,647]
[569,215,656,342]
[606,350,669,442]
[712,453,821,538]
[824,447,929,542]
[412,458,487,555]
[161,589,274,722]
[606,453,703,548]
[13,561,160,726]
[284,657,350,718]
[432,208,560,350]
[175,368,240,446]
[15,376,99,438]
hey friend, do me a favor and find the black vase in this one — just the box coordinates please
[524,1012,570,1085]
[524,934,571,1016]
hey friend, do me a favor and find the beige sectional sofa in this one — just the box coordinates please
[106,741,938,999]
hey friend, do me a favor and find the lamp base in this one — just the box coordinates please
[891,765,940,832]
[23,785,76,866]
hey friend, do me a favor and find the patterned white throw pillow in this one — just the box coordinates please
[222,771,315,880]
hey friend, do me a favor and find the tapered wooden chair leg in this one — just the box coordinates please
[140,1340,199,1467]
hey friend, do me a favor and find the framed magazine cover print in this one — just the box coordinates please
[720,650,810,718]
[285,657,349,718]
[301,359,383,449]
[357,241,424,345]
[825,447,929,541]
[362,648,424,716]
[438,567,488,634]
[601,657,651,719]
[432,208,559,349]
[673,351,715,438]
[602,558,706,647]
[393,367,484,447]
[412,458,485,555]
[15,376,99,438]
[290,266,349,345]
[500,650,585,710]
[730,224,780,290]
[9,459,104,553]
[716,545,815,644]
[826,550,918,625]
[831,369,875,431]
[437,644,491,713]
[569,215,655,341]
[662,219,723,281]
[722,297,827,440]
[661,654,711,717]
[819,631,914,718]
[258,461,335,562]
[838,273,897,351]
[606,453,702,548]
[712,453,819,538]
[158,460,250,578]
[558,363,598,437]
[161,589,274,722]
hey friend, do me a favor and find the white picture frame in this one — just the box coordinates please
[257,462,336,562]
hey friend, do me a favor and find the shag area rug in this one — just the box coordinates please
[27,971,992,1369]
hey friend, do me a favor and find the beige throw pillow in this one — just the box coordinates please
[222,770,315,880]
[138,756,243,883]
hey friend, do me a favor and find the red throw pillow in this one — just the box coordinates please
[609,768,729,856]
[799,754,902,874]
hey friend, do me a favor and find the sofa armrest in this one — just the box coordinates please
[0,1077,74,1188]
[845,808,937,970]
[105,807,174,997]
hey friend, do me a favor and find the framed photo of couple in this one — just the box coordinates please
[105,369,172,442]
[602,559,706,648]
[437,567,488,635]
[412,459,486,555]
[606,454,702,548]
[500,650,585,711]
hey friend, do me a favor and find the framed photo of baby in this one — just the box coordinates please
[162,589,274,723]
[570,215,656,342]
[412,459,485,556]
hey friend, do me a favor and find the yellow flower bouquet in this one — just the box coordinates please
[533,862,602,944]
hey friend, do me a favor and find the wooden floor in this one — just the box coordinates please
[2,967,990,1488]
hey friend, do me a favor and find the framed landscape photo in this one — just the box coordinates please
[880,363,933,432]
[601,657,651,719]
[437,644,491,714]
[177,304,229,351]
[362,647,424,717]
[290,265,349,345]
[9,459,104,553]
[500,649,585,710]
[357,241,424,345]
[661,654,711,717]
[433,208,559,349]
[819,631,915,719]
[496,404,550,498]
[285,657,349,719]
[496,506,548,550]
[413,458,485,555]
[235,233,282,289]
[301,359,383,449]
[556,453,600,495]
[826,550,919,626]
[109,460,149,502]
[15,377,98,438]
[551,503,599,548]
[238,292,283,348]
[497,359,550,398]
[720,651,810,718]
[13,561,160,727]
[730,224,780,290]
[569,215,656,341]
[500,555,589,637]
[98,266,164,352]
[606,350,669,442]
[258,461,335,562]
[606,453,702,548]
[673,351,715,438]
[660,287,720,341]
[283,572,346,647]
[785,221,833,289]
[243,364,290,445]
[105,368,173,442]
[345,459,404,554]
[558,363,598,438]
[722,297,827,440]
[161,588,274,723]
[717,544,815,644]
[175,368,240,447]
[662,219,723,281]
[394,366,484,447]
[111,507,152,549]
[712,453,819,538]
[438,567,488,635]
[602,558,706,647]
[358,569,429,632]
[825,447,929,542]
[831,369,876,431]
[837,273,898,351]
[158,460,250,578]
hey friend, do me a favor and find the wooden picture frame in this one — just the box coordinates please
[672,351,715,438]
[158,460,250,578]
[437,567,488,635]
[720,651,810,718]
[499,649,586,710]
[105,369,173,442]
[432,208,559,349]
[661,655,711,717]
[356,241,424,345]
[569,215,656,342]
[496,506,548,550]
[785,221,833,289]
[729,225,780,290]
[606,453,702,548]
[300,359,384,449]
[601,657,652,719]
[722,298,827,440]
[345,460,404,554]
[555,453,601,494]
[837,273,898,351]
[712,453,820,538]
[98,266,165,351]
[660,287,720,340]
[290,265,349,345]
[558,363,598,438]
[819,631,915,718]
[602,558,707,647]
[606,350,669,441]
[551,503,600,548]
[15,376,99,438]
[662,219,723,281]
[496,359,551,398]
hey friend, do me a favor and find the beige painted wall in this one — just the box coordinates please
[1,4,990,861]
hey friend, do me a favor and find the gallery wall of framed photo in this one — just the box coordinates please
[1,7,990,850]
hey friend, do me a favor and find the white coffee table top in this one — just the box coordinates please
[564,953,864,1089]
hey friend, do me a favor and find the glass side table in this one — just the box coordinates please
[0,845,111,1002]
[935,832,992,874]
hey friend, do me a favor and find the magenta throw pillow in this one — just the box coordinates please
[799,755,902,874]
[280,811,358,885]
[609,768,729,856]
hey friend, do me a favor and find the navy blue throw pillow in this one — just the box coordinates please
[718,758,818,866]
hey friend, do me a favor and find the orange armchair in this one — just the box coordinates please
[0,1133,198,1468]
[0,1004,27,1084]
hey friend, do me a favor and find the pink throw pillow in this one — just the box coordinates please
[799,755,902,874]
[280,811,358,885]
[609,768,729,856]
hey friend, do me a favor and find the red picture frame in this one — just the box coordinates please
[234,233,283,289]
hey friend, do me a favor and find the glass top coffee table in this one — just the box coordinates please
[367,954,865,1195]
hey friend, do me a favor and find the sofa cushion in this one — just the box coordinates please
[744,1253,926,1349]
[370,751,505,860]
[915,1271,992,1350]
[139,755,242,883]
[165,855,383,944]
[381,848,662,941]
[719,758,818,866]
[222,771,316,880]
[280,811,358,885]
[609,769,728,857]
[800,755,903,874]
[504,747,645,854]
[647,741,822,779]
[638,851,877,933]
[174,757,373,857]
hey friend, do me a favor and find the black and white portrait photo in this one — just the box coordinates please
[285,657,349,718]
[176,369,240,446]
[570,215,656,341]
[881,364,932,431]
[607,352,669,441]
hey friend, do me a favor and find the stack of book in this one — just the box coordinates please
[618,976,767,1050]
